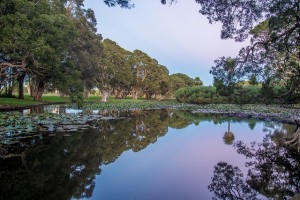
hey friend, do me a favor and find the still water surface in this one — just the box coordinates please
[0,108,299,200]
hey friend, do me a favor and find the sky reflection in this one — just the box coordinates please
[88,121,266,200]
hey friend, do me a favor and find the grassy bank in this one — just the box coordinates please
[0,94,169,108]
[0,94,70,107]
[1,95,299,124]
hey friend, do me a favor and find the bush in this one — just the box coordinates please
[233,85,261,104]
[175,84,296,105]
[176,86,225,104]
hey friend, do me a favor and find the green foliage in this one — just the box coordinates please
[176,86,224,104]
[0,0,203,103]
[196,0,300,103]
[233,85,261,104]
[175,84,291,105]
[249,75,258,85]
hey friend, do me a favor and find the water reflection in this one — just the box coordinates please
[0,110,171,200]
[209,125,300,200]
[0,109,299,200]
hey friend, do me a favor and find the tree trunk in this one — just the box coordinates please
[228,120,230,133]
[7,83,13,97]
[132,90,139,100]
[29,77,33,97]
[101,90,110,102]
[83,86,90,98]
[31,78,45,101]
[17,73,26,99]
[26,82,31,95]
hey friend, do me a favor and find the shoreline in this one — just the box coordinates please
[0,102,66,112]
[0,102,299,125]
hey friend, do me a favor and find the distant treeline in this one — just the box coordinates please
[176,83,297,105]
[0,0,202,104]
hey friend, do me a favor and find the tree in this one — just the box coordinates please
[211,57,239,99]
[95,39,129,102]
[130,50,155,99]
[248,75,258,86]
[195,0,300,102]
[194,76,203,86]
[223,119,235,145]
[208,162,258,200]
[111,49,133,99]
[0,0,104,103]
[103,0,134,8]
[0,0,79,101]
[234,135,300,199]
[0,0,35,99]
[61,1,103,100]
[168,73,202,97]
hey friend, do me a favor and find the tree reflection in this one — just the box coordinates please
[235,135,300,199]
[0,109,172,200]
[3,109,297,200]
[209,123,300,200]
[284,124,300,153]
[208,162,258,200]
[0,133,102,200]
[223,119,235,145]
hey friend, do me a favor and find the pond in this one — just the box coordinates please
[0,107,299,200]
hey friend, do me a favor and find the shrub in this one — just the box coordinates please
[176,86,224,104]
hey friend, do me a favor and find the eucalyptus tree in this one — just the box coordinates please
[111,50,134,99]
[101,0,300,91]
[58,0,103,100]
[0,0,35,98]
[0,0,105,102]
[131,50,155,99]
[29,1,78,101]
[141,59,167,99]
[0,0,79,100]
[156,64,170,99]
[211,57,239,99]
[167,73,202,97]
[95,39,129,102]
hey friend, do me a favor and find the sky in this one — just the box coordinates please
[84,0,249,85]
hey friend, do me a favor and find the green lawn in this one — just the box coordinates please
[0,97,38,107]
[84,95,153,103]
[0,94,70,107]
[0,94,162,107]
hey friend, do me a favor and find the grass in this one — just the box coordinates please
[0,94,70,107]
[0,97,39,107]
[0,94,169,108]
[84,95,151,103]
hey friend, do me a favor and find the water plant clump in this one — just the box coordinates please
[0,102,299,145]
[0,112,104,144]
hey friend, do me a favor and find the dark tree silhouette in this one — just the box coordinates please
[210,123,300,200]
[208,162,258,200]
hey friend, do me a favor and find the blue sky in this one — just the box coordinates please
[84,0,249,85]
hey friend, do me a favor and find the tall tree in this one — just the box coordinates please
[195,0,300,101]
[211,57,239,98]
[61,0,103,100]
[95,39,128,102]
[131,50,155,99]
[0,0,78,100]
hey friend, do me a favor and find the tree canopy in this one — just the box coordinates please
[0,0,200,103]
[105,0,300,103]
[198,0,300,102]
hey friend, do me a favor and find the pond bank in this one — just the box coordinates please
[0,102,66,112]
[190,104,300,125]
[1,102,299,126]
[0,103,299,145]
